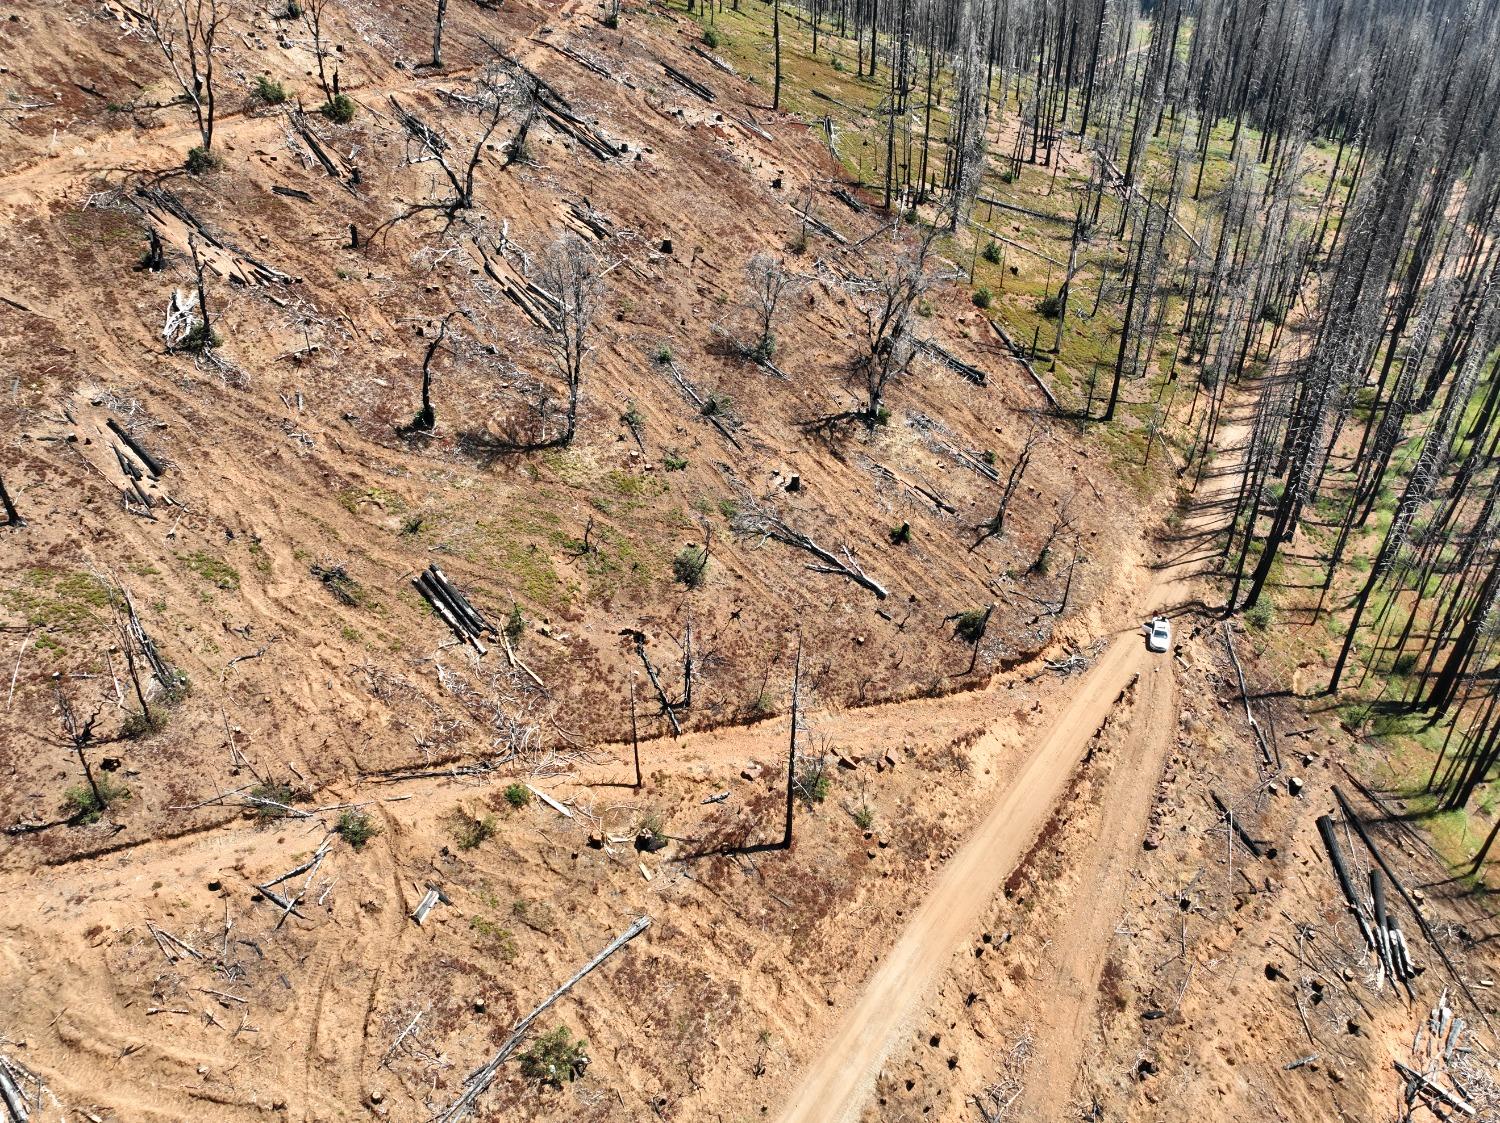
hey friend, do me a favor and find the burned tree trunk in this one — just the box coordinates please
[0,473,21,527]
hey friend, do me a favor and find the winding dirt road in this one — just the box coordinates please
[776,423,1249,1123]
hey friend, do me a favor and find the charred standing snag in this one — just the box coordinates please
[0,473,21,527]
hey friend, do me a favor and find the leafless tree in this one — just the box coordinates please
[140,0,222,158]
[741,252,798,364]
[845,227,936,425]
[53,674,108,821]
[301,0,336,104]
[531,236,600,448]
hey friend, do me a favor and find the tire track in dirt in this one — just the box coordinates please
[1020,655,1179,1117]
[775,629,1152,1123]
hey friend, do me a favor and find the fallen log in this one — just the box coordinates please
[662,62,715,101]
[765,519,888,599]
[433,915,651,1122]
[106,418,165,478]
[525,784,573,818]
[271,185,314,202]
[919,338,987,386]
[537,90,619,160]
[1393,1060,1476,1117]
[690,44,736,74]
[1208,790,1263,858]
[832,187,865,213]
[985,320,1060,412]
[1221,622,1273,766]
[1333,786,1491,1030]
[791,206,847,245]
[975,194,1072,226]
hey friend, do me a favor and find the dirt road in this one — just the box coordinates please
[776,423,1249,1123]
[775,628,1154,1123]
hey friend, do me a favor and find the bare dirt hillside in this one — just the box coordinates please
[3,3,1499,1123]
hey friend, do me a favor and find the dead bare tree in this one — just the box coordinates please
[496,234,600,450]
[972,428,1042,549]
[399,308,471,435]
[0,473,21,527]
[301,0,336,105]
[52,673,109,821]
[431,0,448,68]
[781,637,803,848]
[837,227,937,426]
[387,66,527,222]
[140,0,222,162]
[741,252,798,364]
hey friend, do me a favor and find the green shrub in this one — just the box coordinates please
[283,0,303,16]
[503,783,532,810]
[852,801,875,830]
[702,26,721,48]
[321,94,356,123]
[249,782,297,820]
[873,404,891,426]
[663,450,688,471]
[1244,602,1273,631]
[653,343,672,364]
[795,760,830,805]
[336,808,379,849]
[889,522,911,545]
[700,391,730,417]
[184,146,219,174]
[518,1026,589,1086]
[972,286,993,309]
[603,10,619,27]
[981,240,1001,265]
[253,75,287,105]
[469,917,518,960]
[673,544,709,588]
[954,607,990,643]
[65,776,128,824]
[450,809,498,849]
[1036,293,1061,318]
[504,602,525,644]
[178,321,222,353]
[121,704,168,738]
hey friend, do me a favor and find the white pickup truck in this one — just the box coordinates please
[1146,616,1171,653]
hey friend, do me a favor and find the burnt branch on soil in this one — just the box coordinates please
[735,503,888,599]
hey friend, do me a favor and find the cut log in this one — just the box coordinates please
[0,1058,30,1122]
[525,784,573,818]
[918,339,987,386]
[106,418,165,478]
[662,62,714,102]
[411,885,450,925]
[1334,787,1491,1029]
[432,915,651,1122]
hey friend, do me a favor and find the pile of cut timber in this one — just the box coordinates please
[414,565,495,653]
